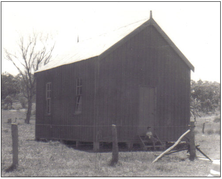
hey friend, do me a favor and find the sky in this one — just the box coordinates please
[2,2,220,83]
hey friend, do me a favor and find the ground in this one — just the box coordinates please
[1,109,220,176]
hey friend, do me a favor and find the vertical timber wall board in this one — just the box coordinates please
[36,69,54,139]
[36,58,97,142]
[36,23,191,143]
[150,25,190,141]
[36,72,46,139]
[97,25,158,142]
[96,24,190,143]
[59,58,96,141]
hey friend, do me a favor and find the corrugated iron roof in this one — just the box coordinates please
[36,18,148,73]
[36,16,194,73]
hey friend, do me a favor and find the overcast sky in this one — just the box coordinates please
[2,2,220,82]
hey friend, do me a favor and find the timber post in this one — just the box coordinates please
[189,121,196,161]
[93,142,100,152]
[11,123,18,168]
[110,124,118,166]
[76,141,79,148]
[127,142,133,150]
[202,122,205,134]
[93,131,100,152]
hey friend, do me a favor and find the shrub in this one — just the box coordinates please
[13,102,22,110]
[2,104,9,110]
[214,116,220,123]
[19,96,27,109]
[2,96,13,110]
[31,109,36,116]
[206,129,214,135]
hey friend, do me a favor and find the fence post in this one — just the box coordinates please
[110,124,118,166]
[11,123,18,168]
[202,122,205,134]
[189,121,196,161]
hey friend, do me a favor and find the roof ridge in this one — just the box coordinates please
[79,17,149,43]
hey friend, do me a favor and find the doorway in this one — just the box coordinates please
[138,86,156,135]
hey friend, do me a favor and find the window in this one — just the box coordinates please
[46,82,51,115]
[75,78,82,114]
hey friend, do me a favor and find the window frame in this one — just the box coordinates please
[46,82,52,115]
[75,78,82,114]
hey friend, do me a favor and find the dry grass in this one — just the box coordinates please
[194,114,220,160]
[1,110,220,177]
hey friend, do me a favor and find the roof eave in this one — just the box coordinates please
[35,55,99,74]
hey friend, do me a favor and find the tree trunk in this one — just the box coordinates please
[25,97,33,124]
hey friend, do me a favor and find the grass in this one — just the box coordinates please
[1,109,220,177]
[194,114,220,160]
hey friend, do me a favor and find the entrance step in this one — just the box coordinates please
[139,135,165,151]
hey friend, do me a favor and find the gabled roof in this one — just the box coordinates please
[36,14,194,73]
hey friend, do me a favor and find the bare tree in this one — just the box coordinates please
[4,33,55,124]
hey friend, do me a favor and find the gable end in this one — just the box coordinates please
[150,18,194,72]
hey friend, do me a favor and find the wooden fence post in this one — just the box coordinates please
[11,123,18,168]
[202,122,205,134]
[189,121,196,161]
[110,124,118,166]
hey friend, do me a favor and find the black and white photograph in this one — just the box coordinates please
[2,1,220,177]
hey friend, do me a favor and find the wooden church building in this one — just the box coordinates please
[35,12,194,150]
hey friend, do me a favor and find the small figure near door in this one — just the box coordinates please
[146,127,153,139]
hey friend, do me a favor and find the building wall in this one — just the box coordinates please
[96,24,190,142]
[36,24,191,143]
[150,25,190,141]
[36,57,97,142]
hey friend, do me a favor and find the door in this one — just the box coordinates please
[138,87,156,135]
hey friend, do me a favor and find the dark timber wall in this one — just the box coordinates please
[36,22,191,143]
[36,57,97,142]
[96,25,190,142]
